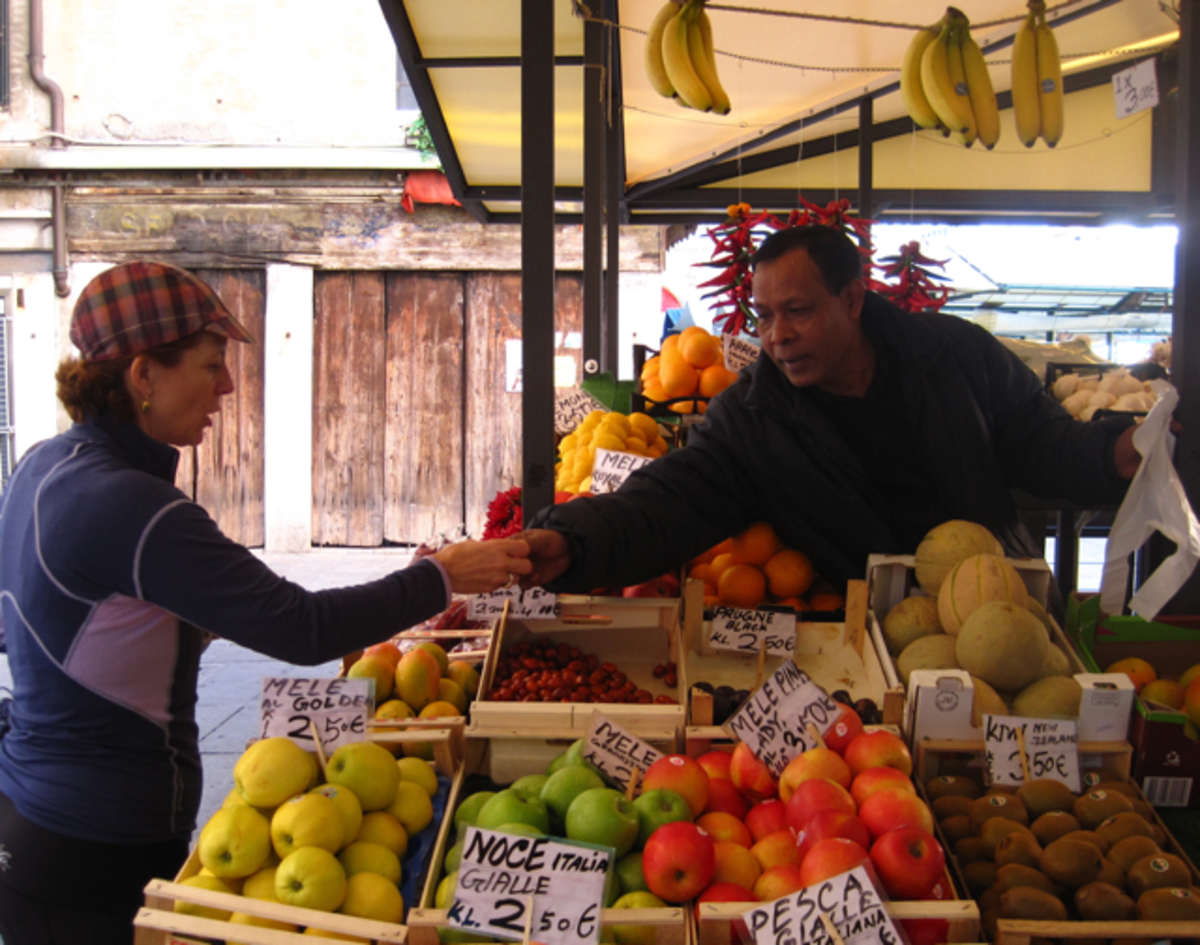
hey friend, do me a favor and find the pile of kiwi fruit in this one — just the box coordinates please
[927,772,1200,944]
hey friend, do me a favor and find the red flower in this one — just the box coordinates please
[483,485,523,540]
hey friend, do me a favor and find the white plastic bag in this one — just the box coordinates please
[1100,380,1200,619]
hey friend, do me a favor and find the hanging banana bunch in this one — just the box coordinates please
[644,0,731,114]
[1012,0,1064,147]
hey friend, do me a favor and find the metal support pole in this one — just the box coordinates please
[858,97,874,223]
[521,0,556,518]
[603,0,622,373]
[582,9,604,378]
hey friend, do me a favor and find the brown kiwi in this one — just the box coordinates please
[1107,834,1161,873]
[1059,829,1109,855]
[985,783,1019,795]
[998,886,1068,920]
[1095,855,1126,889]
[978,817,1034,856]
[954,835,993,866]
[938,814,975,847]
[1039,837,1104,888]
[932,794,975,822]
[1030,810,1082,846]
[977,885,1002,914]
[993,862,1060,897]
[1096,810,1156,848]
[1091,779,1139,798]
[994,832,1043,869]
[1148,822,1167,846]
[1016,778,1076,818]
[1126,852,1192,899]
[1072,788,1134,830]
[1073,880,1136,920]
[969,793,1029,830]
[1130,798,1156,820]
[1136,886,1200,920]
[924,774,980,800]
[962,860,999,897]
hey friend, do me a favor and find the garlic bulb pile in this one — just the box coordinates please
[1051,369,1157,421]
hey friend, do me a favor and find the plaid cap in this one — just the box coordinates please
[70,261,255,361]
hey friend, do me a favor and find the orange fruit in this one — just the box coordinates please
[661,334,681,357]
[689,562,713,582]
[670,399,706,415]
[718,565,767,609]
[641,356,661,380]
[692,546,719,566]
[808,592,845,611]
[731,522,779,567]
[709,553,737,583]
[642,379,667,403]
[699,364,739,398]
[710,538,734,557]
[776,597,810,612]
[659,355,699,398]
[763,549,815,598]
[680,332,723,370]
[703,593,721,607]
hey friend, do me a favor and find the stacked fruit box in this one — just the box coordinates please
[915,740,1200,944]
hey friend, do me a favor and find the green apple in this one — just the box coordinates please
[325,741,400,811]
[565,788,639,859]
[275,846,347,912]
[632,788,693,848]
[436,870,459,909]
[445,837,464,873]
[308,784,363,848]
[475,788,550,834]
[614,851,648,895]
[547,751,571,776]
[541,765,606,824]
[511,774,549,801]
[565,738,604,775]
[605,868,621,906]
[338,840,401,885]
[454,791,496,833]
[198,805,272,879]
[271,792,345,858]
[495,823,545,837]
[233,737,319,808]
[610,891,668,945]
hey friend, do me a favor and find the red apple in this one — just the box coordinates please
[643,754,710,818]
[823,705,864,755]
[901,919,950,945]
[843,731,913,777]
[783,778,856,833]
[849,766,916,808]
[749,828,803,871]
[697,811,753,848]
[623,573,680,599]
[753,864,807,902]
[798,838,870,887]
[778,747,852,801]
[858,789,934,841]
[795,809,870,862]
[704,778,750,820]
[696,882,759,945]
[554,491,575,504]
[696,751,733,781]
[642,821,716,904]
[729,743,778,803]
[744,800,787,843]
[922,874,954,902]
[870,826,946,900]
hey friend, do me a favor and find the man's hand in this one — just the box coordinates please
[1113,417,1184,479]
[515,529,572,587]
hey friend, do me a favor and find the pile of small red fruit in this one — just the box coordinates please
[485,639,677,706]
[637,721,953,945]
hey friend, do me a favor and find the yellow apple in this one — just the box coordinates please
[338,841,402,885]
[272,792,345,858]
[339,871,404,923]
[198,866,244,895]
[275,846,347,912]
[198,805,272,879]
[325,741,400,811]
[396,757,439,798]
[173,874,238,920]
[227,911,298,941]
[436,870,459,909]
[310,784,364,849]
[354,811,408,858]
[387,780,434,835]
[234,737,319,808]
[241,865,279,901]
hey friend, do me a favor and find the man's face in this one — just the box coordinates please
[752,248,866,394]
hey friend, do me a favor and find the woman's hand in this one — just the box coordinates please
[433,538,532,594]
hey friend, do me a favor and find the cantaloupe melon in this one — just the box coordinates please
[914,520,1004,596]
[897,634,960,686]
[955,600,1049,692]
[883,595,942,656]
[970,676,1009,728]
[1012,677,1083,719]
[938,553,1030,636]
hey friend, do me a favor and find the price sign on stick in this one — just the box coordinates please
[469,586,559,621]
[742,865,905,945]
[582,712,664,795]
[448,826,611,945]
[723,335,760,372]
[590,449,653,494]
[725,662,840,777]
[555,389,606,436]
[259,677,370,749]
[983,714,1081,793]
[1113,58,1159,120]
[708,607,797,656]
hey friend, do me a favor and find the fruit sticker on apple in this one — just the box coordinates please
[448,826,612,945]
[741,864,905,945]
[583,712,664,795]
[258,676,371,751]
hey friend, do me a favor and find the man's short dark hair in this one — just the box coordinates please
[751,225,863,295]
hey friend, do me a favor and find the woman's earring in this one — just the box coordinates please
[141,401,150,413]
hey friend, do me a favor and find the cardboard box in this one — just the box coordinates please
[1067,592,1200,808]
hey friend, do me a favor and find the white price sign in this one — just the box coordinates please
[983,714,1081,793]
[556,388,606,436]
[726,662,840,777]
[1113,59,1159,120]
[723,335,760,372]
[581,712,664,794]
[259,677,371,748]
[590,448,653,494]
[468,587,560,621]
[448,827,611,945]
[708,607,797,656]
[743,865,905,945]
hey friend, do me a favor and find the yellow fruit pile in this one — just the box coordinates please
[641,326,738,414]
[555,409,669,494]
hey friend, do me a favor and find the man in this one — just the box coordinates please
[522,225,1139,593]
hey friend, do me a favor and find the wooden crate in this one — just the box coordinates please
[469,596,685,740]
[682,579,904,730]
[406,736,688,945]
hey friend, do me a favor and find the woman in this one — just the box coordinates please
[0,261,530,944]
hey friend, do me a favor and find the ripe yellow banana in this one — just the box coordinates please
[1036,16,1064,147]
[1011,10,1041,147]
[690,4,731,115]
[661,0,712,111]
[947,23,977,146]
[644,2,680,100]
[920,22,970,134]
[901,22,944,129]
[960,26,999,149]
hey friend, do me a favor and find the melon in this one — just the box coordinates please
[938,553,1030,636]
[970,676,1009,728]
[913,520,1004,596]
[897,634,960,687]
[1012,677,1083,719]
[955,600,1049,692]
[883,595,942,656]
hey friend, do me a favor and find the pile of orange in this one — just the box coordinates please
[641,326,739,414]
[688,521,845,612]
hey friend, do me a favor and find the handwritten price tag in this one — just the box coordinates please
[448,827,610,945]
[581,712,664,794]
[1113,58,1159,120]
[726,662,839,777]
[708,607,797,656]
[743,865,904,945]
[556,389,606,436]
[468,587,560,621]
[259,677,370,748]
[590,449,653,494]
[984,714,1081,793]
[723,335,760,372]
